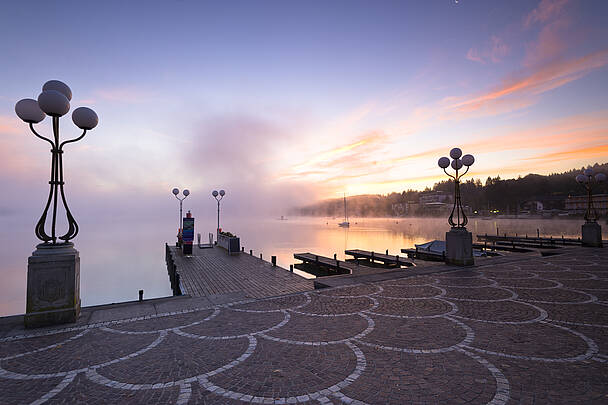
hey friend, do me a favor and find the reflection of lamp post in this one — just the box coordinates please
[212,189,225,241]
[576,167,605,247]
[438,148,475,266]
[15,80,98,327]
[172,188,189,246]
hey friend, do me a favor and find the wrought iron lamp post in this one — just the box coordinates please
[212,189,225,241]
[576,167,605,247]
[438,148,475,265]
[15,80,98,327]
[172,188,190,234]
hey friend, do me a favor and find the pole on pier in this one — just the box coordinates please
[290,264,293,272]
[250,249,252,255]
[242,247,244,252]
[333,253,337,260]
[139,290,143,302]
[271,256,276,267]
[537,228,540,238]
[260,253,263,260]
[386,249,388,255]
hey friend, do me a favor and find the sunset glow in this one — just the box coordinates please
[1,0,607,213]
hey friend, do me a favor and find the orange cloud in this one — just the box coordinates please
[448,49,608,114]
[523,144,608,163]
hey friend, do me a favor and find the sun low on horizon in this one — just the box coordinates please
[1,0,607,214]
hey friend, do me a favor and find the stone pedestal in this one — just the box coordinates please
[582,222,603,247]
[25,243,81,328]
[446,227,474,266]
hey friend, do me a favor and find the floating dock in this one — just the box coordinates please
[166,244,314,300]
[344,249,414,267]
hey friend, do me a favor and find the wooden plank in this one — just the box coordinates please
[168,245,314,299]
[344,249,414,267]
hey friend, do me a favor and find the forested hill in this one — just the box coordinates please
[294,162,608,217]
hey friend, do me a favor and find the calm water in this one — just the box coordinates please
[0,216,604,316]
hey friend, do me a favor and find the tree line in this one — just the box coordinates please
[293,162,608,217]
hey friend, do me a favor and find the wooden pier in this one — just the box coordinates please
[293,253,354,275]
[166,244,314,300]
[477,234,581,246]
[344,249,414,267]
[401,248,445,261]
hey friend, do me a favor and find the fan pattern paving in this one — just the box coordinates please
[1,249,607,404]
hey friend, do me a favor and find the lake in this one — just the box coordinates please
[0,216,604,316]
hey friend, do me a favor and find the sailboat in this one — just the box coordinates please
[338,193,350,227]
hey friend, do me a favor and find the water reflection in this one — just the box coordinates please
[0,216,605,316]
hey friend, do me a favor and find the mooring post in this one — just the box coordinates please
[333,253,337,260]
[260,253,263,260]
[175,273,180,295]
[290,264,293,272]
[250,249,253,255]
[242,247,244,252]
[537,228,540,238]
[139,290,143,302]
[271,256,276,267]
[386,249,388,255]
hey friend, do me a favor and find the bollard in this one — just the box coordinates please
[272,256,276,267]
[260,253,263,260]
[242,247,244,252]
[537,228,540,238]
[139,289,143,302]
[290,264,293,272]
[386,249,388,255]
[333,253,337,260]
[250,249,253,255]
[175,273,181,295]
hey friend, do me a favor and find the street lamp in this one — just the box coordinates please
[438,148,475,266]
[15,80,98,245]
[212,189,225,241]
[172,188,190,236]
[438,148,475,228]
[15,80,98,327]
[576,167,605,247]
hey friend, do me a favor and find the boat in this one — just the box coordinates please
[338,193,350,227]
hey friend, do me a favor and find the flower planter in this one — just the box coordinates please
[217,233,240,255]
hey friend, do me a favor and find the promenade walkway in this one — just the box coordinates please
[1,247,607,404]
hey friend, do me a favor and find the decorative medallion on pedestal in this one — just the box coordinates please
[438,148,475,266]
[15,80,98,328]
[576,167,605,248]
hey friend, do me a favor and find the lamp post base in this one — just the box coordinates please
[25,243,81,328]
[582,222,603,248]
[445,228,474,266]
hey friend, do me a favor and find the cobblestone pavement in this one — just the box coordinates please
[1,248,607,404]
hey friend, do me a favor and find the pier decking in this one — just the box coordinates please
[167,245,314,300]
[293,252,354,274]
[344,249,414,267]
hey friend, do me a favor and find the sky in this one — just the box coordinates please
[1,0,608,220]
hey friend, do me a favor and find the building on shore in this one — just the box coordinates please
[565,194,608,217]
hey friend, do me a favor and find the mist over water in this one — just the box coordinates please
[0,215,605,316]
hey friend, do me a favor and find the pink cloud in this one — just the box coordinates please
[448,49,608,115]
[466,36,510,64]
[524,0,569,28]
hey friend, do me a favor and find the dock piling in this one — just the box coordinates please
[272,256,276,267]
[386,249,388,255]
[290,264,293,272]
[250,249,252,255]
[242,247,244,252]
[139,290,143,302]
[333,253,337,260]
[260,253,263,260]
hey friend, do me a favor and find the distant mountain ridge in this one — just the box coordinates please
[293,162,608,217]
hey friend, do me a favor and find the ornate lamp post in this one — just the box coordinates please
[15,80,98,327]
[212,189,225,241]
[172,188,190,246]
[438,148,475,265]
[576,167,606,247]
